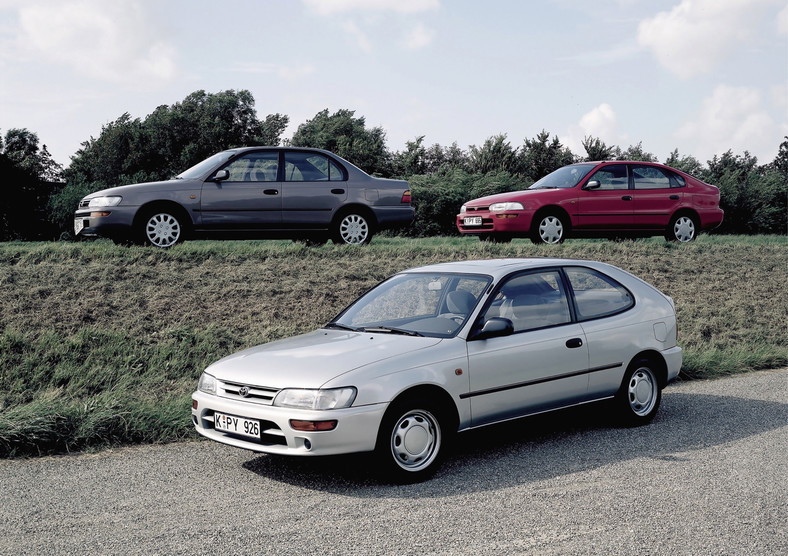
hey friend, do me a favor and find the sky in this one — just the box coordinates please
[0,0,786,169]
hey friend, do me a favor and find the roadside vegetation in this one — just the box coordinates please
[1,235,786,457]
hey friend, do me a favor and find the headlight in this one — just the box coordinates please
[460,205,467,214]
[489,202,524,211]
[88,196,123,207]
[273,387,357,410]
[198,372,217,395]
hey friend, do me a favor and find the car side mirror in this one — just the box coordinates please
[583,180,601,190]
[211,169,230,182]
[470,317,514,341]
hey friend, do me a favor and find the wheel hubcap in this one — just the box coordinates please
[339,214,369,244]
[145,213,180,247]
[628,367,657,416]
[674,217,695,242]
[539,216,564,243]
[390,410,440,472]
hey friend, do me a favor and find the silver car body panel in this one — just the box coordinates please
[191,258,683,456]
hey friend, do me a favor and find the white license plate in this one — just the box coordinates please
[463,216,483,226]
[74,217,85,235]
[214,412,261,439]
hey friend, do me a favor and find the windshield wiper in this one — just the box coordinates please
[324,322,361,332]
[361,326,423,337]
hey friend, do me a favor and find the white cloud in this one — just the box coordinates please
[302,0,439,15]
[562,103,628,156]
[230,62,316,81]
[778,3,788,34]
[638,0,777,79]
[676,85,787,161]
[401,22,434,50]
[14,0,176,84]
[342,21,373,53]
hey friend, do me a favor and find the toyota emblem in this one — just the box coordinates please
[238,386,250,397]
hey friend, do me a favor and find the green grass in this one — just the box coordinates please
[1,235,786,456]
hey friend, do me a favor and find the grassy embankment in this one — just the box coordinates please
[1,235,786,456]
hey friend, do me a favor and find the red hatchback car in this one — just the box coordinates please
[457,161,724,244]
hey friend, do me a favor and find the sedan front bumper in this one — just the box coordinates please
[191,391,387,456]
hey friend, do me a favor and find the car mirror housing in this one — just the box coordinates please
[211,169,230,182]
[470,317,514,341]
[583,180,601,190]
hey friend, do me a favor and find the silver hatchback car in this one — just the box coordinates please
[74,147,414,246]
[192,258,682,483]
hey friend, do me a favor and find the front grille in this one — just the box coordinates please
[79,199,90,208]
[219,380,279,405]
[464,206,489,212]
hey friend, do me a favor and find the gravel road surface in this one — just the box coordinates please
[1,369,786,555]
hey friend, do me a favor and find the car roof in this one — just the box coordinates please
[402,258,611,279]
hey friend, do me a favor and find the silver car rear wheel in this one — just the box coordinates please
[617,359,662,426]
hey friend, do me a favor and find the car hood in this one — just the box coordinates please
[464,188,563,207]
[84,179,196,199]
[204,329,443,388]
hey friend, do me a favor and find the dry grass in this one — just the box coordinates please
[0,235,786,455]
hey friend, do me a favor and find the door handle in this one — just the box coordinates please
[331,188,346,195]
[566,338,583,348]
[621,195,632,201]
[263,189,279,195]
[670,195,680,200]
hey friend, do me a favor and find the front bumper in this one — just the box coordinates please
[74,206,138,239]
[191,390,387,456]
[456,210,534,235]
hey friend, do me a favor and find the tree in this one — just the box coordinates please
[664,149,704,176]
[467,134,521,175]
[581,136,616,161]
[519,130,575,180]
[290,108,390,176]
[770,136,788,179]
[2,128,63,181]
[617,142,658,162]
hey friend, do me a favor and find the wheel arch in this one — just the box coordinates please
[532,205,572,233]
[626,350,669,388]
[376,384,460,447]
[669,207,700,226]
[332,203,379,230]
[133,200,194,232]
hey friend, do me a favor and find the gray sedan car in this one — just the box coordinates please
[74,147,414,247]
[192,258,682,482]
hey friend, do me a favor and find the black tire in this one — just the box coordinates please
[615,358,662,426]
[530,212,567,244]
[138,209,187,248]
[331,212,373,245]
[375,397,450,483]
[665,213,698,242]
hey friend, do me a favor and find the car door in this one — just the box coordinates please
[464,269,589,426]
[630,164,685,229]
[576,164,634,229]
[281,151,348,227]
[200,151,282,228]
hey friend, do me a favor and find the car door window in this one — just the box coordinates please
[566,267,634,320]
[588,164,629,190]
[224,152,279,182]
[284,152,345,182]
[632,166,672,190]
[485,270,571,332]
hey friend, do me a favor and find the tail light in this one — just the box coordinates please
[401,190,412,204]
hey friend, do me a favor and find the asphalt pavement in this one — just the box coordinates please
[1,369,785,555]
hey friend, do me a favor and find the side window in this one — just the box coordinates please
[566,267,634,320]
[484,270,571,333]
[588,164,629,190]
[224,152,279,182]
[284,152,347,182]
[669,171,686,188]
[632,166,671,190]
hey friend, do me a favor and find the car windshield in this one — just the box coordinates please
[329,272,491,338]
[529,164,596,189]
[175,150,239,180]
